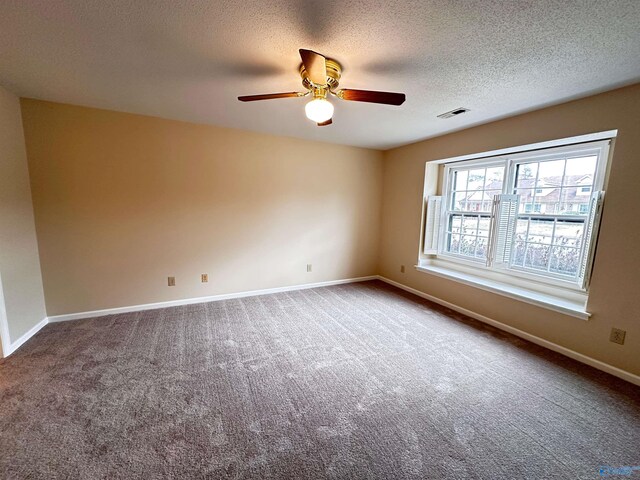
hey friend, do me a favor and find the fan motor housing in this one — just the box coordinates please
[300,58,342,91]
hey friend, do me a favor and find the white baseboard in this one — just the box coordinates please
[377,276,640,387]
[48,275,378,323]
[3,316,49,357]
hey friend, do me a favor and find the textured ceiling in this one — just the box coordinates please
[1,1,639,150]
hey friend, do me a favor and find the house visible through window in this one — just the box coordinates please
[423,139,610,292]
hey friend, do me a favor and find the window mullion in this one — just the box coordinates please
[474,215,481,258]
[530,162,541,209]
[559,158,568,190]
[546,219,558,273]
[504,159,514,195]
[455,213,462,254]
[522,216,531,267]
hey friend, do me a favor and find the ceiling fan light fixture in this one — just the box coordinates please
[305,98,334,123]
[238,49,406,126]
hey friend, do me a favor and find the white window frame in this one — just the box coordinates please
[438,157,507,267]
[422,136,612,300]
[499,142,609,288]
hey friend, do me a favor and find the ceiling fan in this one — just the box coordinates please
[238,49,406,126]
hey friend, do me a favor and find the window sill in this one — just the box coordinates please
[415,263,590,320]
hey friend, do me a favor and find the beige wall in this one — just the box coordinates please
[0,86,47,351]
[21,100,383,316]
[380,83,640,376]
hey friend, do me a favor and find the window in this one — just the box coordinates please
[524,203,542,213]
[423,139,610,292]
[443,162,504,260]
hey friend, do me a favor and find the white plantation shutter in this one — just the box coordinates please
[488,194,519,268]
[423,196,442,254]
[579,191,605,290]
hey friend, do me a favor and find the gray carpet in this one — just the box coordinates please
[0,280,638,479]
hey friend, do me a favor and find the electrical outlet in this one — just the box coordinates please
[201,273,208,283]
[306,264,312,273]
[609,328,626,345]
[400,265,405,273]
[167,276,176,287]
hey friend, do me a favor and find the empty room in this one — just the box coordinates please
[1,1,639,478]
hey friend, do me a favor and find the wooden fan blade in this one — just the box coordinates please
[238,92,303,102]
[299,49,327,85]
[336,89,406,106]
[317,118,332,126]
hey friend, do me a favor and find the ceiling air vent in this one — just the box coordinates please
[437,107,470,119]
